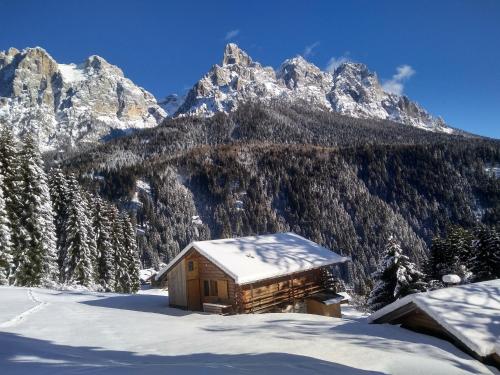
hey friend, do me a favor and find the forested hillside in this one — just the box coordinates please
[56,103,500,293]
[0,129,140,292]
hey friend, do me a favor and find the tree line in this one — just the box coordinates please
[0,128,140,292]
[426,225,500,285]
[368,226,499,311]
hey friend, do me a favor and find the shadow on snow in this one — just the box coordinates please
[0,332,385,375]
[201,317,483,374]
[79,293,191,317]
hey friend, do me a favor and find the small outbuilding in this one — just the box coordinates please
[368,279,500,368]
[305,291,351,318]
[156,232,349,315]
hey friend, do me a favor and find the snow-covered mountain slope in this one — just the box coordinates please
[0,286,494,374]
[0,47,166,150]
[176,43,452,133]
[158,93,185,115]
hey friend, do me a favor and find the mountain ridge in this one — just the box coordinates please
[0,43,458,150]
[175,43,452,134]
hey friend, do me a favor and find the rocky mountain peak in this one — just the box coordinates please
[278,55,332,90]
[174,44,451,133]
[84,55,124,77]
[0,47,166,150]
[176,44,281,116]
[333,62,380,89]
[222,43,253,66]
[335,61,371,76]
[13,47,59,75]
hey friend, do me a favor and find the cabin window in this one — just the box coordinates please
[187,261,194,272]
[210,280,218,296]
[203,279,219,296]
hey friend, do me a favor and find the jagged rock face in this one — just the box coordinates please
[277,56,333,110]
[328,63,450,132]
[176,44,451,133]
[0,47,166,150]
[222,43,253,66]
[177,43,285,116]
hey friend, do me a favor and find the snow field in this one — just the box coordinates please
[0,286,497,374]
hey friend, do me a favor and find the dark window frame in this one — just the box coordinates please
[203,279,219,297]
[203,280,210,296]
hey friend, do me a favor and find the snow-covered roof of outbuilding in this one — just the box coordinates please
[368,279,500,359]
[156,232,349,285]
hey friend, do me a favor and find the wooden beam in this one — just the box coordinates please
[250,283,254,313]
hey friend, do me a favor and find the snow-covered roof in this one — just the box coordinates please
[156,232,349,285]
[368,279,500,359]
[139,268,157,282]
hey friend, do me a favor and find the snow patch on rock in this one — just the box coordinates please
[57,63,85,83]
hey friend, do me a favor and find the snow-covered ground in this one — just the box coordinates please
[0,286,497,374]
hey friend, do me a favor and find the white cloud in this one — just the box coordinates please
[325,55,350,73]
[382,65,415,95]
[303,41,320,58]
[224,29,240,41]
[394,65,415,80]
[382,81,404,95]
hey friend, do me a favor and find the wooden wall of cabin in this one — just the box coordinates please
[167,259,187,307]
[237,268,331,313]
[185,250,237,309]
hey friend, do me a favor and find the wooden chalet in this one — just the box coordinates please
[156,232,349,315]
[368,279,500,368]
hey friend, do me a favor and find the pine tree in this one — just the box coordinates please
[62,174,94,287]
[427,226,473,283]
[81,191,98,283]
[48,168,70,276]
[426,236,447,280]
[93,197,115,291]
[471,226,500,282]
[0,128,22,273]
[448,226,474,265]
[12,134,57,286]
[0,174,13,285]
[109,205,127,293]
[368,235,426,311]
[446,226,473,282]
[120,214,140,293]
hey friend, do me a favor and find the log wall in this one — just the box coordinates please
[237,268,332,313]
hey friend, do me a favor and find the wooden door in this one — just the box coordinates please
[217,280,229,300]
[187,279,201,311]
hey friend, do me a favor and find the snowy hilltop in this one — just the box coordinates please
[0,47,166,150]
[175,43,452,133]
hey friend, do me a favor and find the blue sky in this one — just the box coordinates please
[1,0,499,138]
